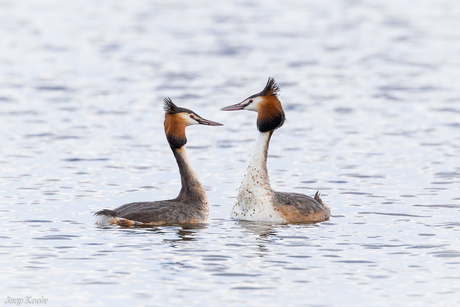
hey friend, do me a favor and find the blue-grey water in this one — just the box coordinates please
[1,1,459,306]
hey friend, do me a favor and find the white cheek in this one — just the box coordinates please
[246,103,258,112]
[180,113,198,126]
[245,97,262,112]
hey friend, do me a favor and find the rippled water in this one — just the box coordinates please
[1,0,460,306]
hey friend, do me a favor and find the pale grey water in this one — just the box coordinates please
[1,0,460,306]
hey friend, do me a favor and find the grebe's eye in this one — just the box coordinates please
[249,99,253,103]
[190,115,194,119]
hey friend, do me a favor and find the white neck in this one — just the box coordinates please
[232,131,285,222]
[240,131,273,190]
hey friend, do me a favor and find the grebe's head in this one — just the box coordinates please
[164,97,222,148]
[221,77,285,132]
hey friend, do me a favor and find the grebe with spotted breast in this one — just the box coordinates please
[95,97,223,226]
[221,77,330,223]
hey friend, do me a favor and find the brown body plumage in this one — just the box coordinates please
[95,98,222,227]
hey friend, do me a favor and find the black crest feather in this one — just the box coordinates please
[163,97,193,115]
[164,97,179,114]
[260,77,280,97]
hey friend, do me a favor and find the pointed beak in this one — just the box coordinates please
[196,117,223,126]
[221,102,247,111]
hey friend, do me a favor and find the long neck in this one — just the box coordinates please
[172,146,207,203]
[241,131,274,190]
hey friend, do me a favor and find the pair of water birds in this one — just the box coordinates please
[95,78,331,226]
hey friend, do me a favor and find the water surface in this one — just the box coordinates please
[0,0,459,306]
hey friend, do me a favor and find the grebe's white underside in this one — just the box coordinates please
[231,183,287,222]
[231,201,286,223]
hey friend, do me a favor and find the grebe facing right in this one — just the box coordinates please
[221,77,330,223]
[95,97,222,226]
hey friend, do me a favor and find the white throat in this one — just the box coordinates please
[241,132,272,189]
[231,131,285,222]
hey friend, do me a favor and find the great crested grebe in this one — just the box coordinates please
[95,98,223,226]
[221,77,331,223]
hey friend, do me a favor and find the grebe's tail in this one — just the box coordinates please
[94,209,144,227]
[314,191,325,205]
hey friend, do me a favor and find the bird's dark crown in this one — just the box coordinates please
[248,77,280,99]
[163,97,197,116]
